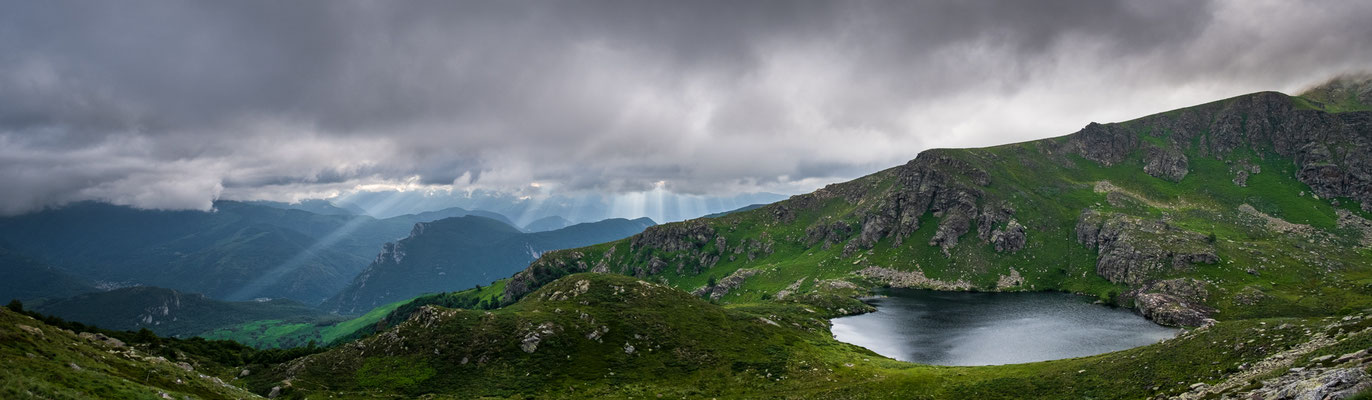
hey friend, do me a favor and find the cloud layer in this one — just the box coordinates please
[2,0,1370,215]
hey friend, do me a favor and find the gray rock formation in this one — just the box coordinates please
[1143,144,1189,182]
[1125,278,1215,327]
[1076,210,1219,286]
[989,219,1027,253]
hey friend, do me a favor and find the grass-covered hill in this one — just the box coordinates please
[254,273,1372,399]
[500,76,1372,329]
[0,305,271,399]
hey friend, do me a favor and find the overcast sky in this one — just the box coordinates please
[1,0,1370,216]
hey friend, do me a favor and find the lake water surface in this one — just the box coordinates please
[830,288,1177,366]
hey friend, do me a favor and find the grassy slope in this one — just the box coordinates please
[202,280,509,349]
[200,300,408,349]
[0,308,261,399]
[265,273,1372,399]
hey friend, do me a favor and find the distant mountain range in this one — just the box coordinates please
[332,189,786,225]
[0,201,525,304]
[321,216,655,314]
[522,215,573,232]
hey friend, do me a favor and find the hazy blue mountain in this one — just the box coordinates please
[404,207,518,228]
[522,215,572,232]
[0,201,518,304]
[35,286,325,338]
[0,244,94,303]
[245,199,358,215]
[321,216,655,314]
[333,189,787,226]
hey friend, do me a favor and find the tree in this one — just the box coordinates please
[135,328,160,346]
[707,275,717,288]
[5,299,22,313]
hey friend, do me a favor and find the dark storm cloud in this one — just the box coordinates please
[1,0,1369,214]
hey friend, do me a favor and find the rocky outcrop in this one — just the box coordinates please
[774,278,806,300]
[854,266,974,291]
[1134,292,1213,327]
[1143,143,1189,182]
[692,268,758,300]
[1076,210,1219,286]
[630,220,715,253]
[838,152,993,257]
[1063,122,1137,166]
[1241,367,1370,400]
[805,220,852,250]
[503,251,589,304]
[989,219,1026,253]
[518,322,559,353]
[1126,278,1215,327]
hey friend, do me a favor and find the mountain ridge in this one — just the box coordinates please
[497,85,1372,329]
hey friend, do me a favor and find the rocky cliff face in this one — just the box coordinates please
[1075,210,1218,286]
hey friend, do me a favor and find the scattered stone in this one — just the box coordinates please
[17,324,42,337]
[519,322,558,353]
[995,268,1024,290]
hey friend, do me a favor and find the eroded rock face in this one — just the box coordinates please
[989,220,1027,253]
[691,268,759,300]
[1134,293,1213,327]
[1063,122,1138,166]
[503,251,589,304]
[1143,144,1189,182]
[837,152,993,257]
[1126,279,1215,327]
[630,221,715,253]
[1076,210,1218,286]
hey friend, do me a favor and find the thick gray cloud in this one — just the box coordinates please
[1,0,1370,215]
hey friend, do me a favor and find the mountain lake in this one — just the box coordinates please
[830,288,1178,366]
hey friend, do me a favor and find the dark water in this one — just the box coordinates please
[830,288,1177,366]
